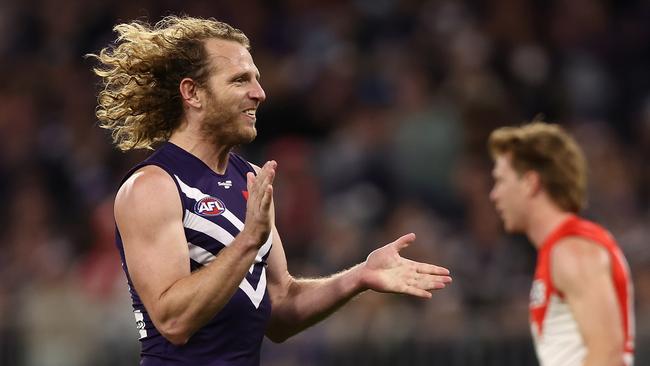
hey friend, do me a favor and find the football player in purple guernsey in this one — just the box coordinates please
[89,16,452,366]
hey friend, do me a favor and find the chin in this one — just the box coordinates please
[244,128,257,143]
[503,225,517,234]
[235,130,256,145]
[504,221,525,234]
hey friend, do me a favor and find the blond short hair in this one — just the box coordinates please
[488,121,587,213]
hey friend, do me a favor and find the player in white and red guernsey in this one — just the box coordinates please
[488,122,634,366]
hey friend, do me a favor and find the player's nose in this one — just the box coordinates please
[489,187,498,203]
[249,80,266,103]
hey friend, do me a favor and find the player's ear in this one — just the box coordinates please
[523,170,542,196]
[179,78,202,109]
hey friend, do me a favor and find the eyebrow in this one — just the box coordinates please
[229,70,261,82]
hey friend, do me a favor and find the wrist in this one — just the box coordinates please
[346,263,368,294]
[236,230,264,251]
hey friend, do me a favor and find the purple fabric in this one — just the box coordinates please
[115,142,272,366]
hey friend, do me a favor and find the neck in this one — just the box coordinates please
[525,200,574,249]
[169,123,233,174]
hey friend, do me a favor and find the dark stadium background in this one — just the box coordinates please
[1,0,649,365]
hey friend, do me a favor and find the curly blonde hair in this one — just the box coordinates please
[89,16,250,151]
[488,121,588,213]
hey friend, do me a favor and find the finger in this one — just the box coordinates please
[256,167,275,209]
[415,274,452,290]
[427,276,452,287]
[249,161,272,199]
[260,162,276,190]
[247,172,255,195]
[391,233,416,252]
[264,160,277,186]
[266,160,277,172]
[254,161,275,194]
[413,262,451,276]
[422,272,452,283]
[404,286,433,299]
[259,160,276,178]
[260,183,274,213]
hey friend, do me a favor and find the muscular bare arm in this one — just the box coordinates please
[265,226,452,343]
[552,238,625,366]
[115,161,276,345]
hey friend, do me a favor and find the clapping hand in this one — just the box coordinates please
[242,161,276,247]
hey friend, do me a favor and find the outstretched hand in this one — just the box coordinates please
[361,233,452,298]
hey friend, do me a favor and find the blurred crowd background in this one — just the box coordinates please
[1,0,649,365]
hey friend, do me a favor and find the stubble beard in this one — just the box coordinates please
[202,96,256,147]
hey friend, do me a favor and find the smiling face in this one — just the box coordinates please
[200,38,266,146]
[489,154,531,233]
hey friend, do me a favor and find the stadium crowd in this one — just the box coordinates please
[1,0,649,365]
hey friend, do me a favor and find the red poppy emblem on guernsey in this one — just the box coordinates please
[242,191,249,200]
[194,197,226,216]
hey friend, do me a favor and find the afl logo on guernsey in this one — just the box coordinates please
[194,196,226,216]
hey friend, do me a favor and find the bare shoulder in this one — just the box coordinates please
[551,237,611,291]
[115,165,180,222]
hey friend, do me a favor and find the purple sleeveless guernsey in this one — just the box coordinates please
[115,142,273,366]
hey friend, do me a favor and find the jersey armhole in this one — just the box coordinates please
[229,152,257,176]
[549,234,610,300]
[546,241,563,299]
[120,162,187,222]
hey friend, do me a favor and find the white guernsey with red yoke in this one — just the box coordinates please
[529,215,634,366]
